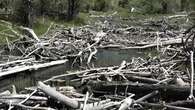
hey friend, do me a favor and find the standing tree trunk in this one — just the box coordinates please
[67,0,80,21]
[161,0,168,14]
[24,0,33,28]
[40,0,45,15]
[180,0,185,11]
[180,0,190,11]
[15,0,33,28]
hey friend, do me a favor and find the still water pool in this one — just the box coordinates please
[0,48,157,92]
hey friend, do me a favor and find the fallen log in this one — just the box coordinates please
[123,38,187,49]
[168,14,188,19]
[0,59,68,78]
[126,75,160,84]
[168,100,195,106]
[0,94,48,101]
[0,90,11,96]
[135,90,159,103]
[20,27,40,42]
[119,96,133,110]
[99,38,190,50]
[2,102,56,110]
[38,81,80,109]
[0,94,47,104]
[138,102,195,110]
[43,65,121,83]
[89,81,195,95]
[122,70,152,77]
[0,58,35,67]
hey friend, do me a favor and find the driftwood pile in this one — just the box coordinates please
[0,17,187,77]
[2,16,186,61]
[1,15,195,109]
[1,50,195,110]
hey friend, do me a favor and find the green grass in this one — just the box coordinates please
[116,7,130,17]
[0,22,20,44]
[33,14,89,36]
[0,14,89,44]
[33,17,51,36]
[0,24,7,43]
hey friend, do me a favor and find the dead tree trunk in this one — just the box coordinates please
[24,0,33,28]
[67,0,79,21]
[15,0,33,28]
[180,0,185,11]
[180,0,190,11]
[161,0,168,14]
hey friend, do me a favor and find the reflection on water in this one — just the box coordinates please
[94,48,148,67]
[0,64,69,92]
[0,48,156,92]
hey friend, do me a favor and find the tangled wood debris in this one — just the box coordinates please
[1,52,195,109]
[1,15,195,109]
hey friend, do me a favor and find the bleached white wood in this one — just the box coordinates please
[0,60,68,78]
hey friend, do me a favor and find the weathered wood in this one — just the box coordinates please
[44,65,120,82]
[0,94,47,101]
[38,81,80,109]
[0,59,68,78]
[168,14,187,19]
[126,75,160,84]
[119,96,133,110]
[81,99,120,110]
[0,90,11,96]
[87,48,97,67]
[0,58,35,67]
[138,102,195,110]
[19,89,37,104]
[189,51,195,99]
[89,81,195,94]
[20,27,40,41]
[123,38,189,49]
[6,103,56,110]
[0,94,47,104]
[135,90,159,103]
[168,100,195,106]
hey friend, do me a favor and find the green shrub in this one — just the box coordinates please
[80,0,91,12]
[118,0,129,8]
[93,0,109,11]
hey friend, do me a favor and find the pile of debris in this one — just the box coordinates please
[1,16,187,61]
[0,52,195,109]
[0,15,195,109]
[0,16,188,77]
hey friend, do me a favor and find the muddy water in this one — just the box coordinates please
[0,48,156,92]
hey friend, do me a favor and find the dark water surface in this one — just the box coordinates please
[0,48,155,92]
[94,48,147,67]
